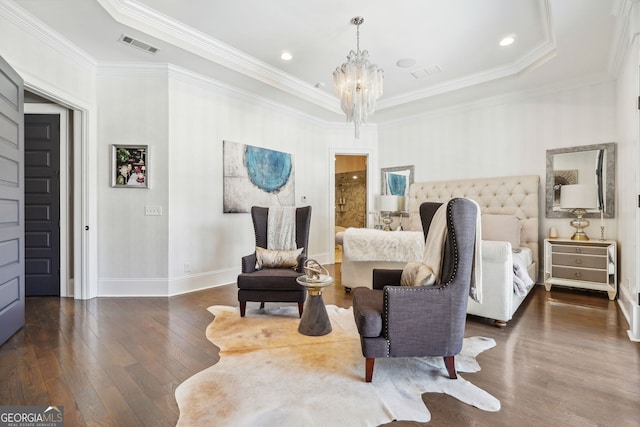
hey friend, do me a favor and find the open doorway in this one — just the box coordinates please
[24,92,75,297]
[334,155,367,263]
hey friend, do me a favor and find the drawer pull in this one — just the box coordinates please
[575,258,582,264]
[575,247,582,253]
[574,271,583,278]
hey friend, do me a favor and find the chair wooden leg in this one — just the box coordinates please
[365,358,375,382]
[239,301,246,317]
[259,302,265,309]
[444,356,457,379]
[297,302,304,318]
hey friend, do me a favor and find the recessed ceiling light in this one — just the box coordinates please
[499,35,516,47]
[281,51,293,61]
[396,58,416,68]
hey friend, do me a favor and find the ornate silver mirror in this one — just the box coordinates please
[545,142,616,218]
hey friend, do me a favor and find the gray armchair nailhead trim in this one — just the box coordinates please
[382,199,465,354]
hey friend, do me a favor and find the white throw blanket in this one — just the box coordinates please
[267,207,296,250]
[342,228,425,263]
[421,201,483,303]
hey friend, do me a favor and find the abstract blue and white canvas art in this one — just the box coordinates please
[387,173,407,196]
[223,140,295,213]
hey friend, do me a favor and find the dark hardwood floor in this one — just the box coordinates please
[0,264,638,426]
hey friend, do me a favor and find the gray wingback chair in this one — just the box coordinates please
[237,206,311,317]
[351,198,478,382]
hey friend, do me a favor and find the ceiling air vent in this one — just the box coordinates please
[118,34,159,54]
[410,65,442,79]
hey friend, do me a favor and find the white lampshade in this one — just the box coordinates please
[380,195,405,212]
[560,184,597,209]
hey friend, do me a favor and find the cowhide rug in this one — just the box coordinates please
[175,305,500,426]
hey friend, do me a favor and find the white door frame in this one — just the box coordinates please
[23,79,96,300]
[24,104,71,297]
[328,147,375,264]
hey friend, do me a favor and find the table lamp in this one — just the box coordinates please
[560,184,597,240]
[379,195,405,231]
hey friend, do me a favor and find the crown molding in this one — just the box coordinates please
[96,0,560,117]
[97,62,169,77]
[2,0,97,71]
[165,64,330,126]
[96,0,342,114]
[608,0,640,77]
[379,0,556,110]
[378,72,614,128]
[379,43,557,110]
[96,62,338,128]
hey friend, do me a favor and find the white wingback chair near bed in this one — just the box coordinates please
[337,175,540,327]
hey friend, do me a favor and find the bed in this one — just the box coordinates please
[337,174,540,327]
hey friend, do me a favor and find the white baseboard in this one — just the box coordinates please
[98,277,170,297]
[617,285,640,342]
[98,268,237,297]
[97,255,332,298]
[168,269,237,296]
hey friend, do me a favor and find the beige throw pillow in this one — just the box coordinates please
[481,214,521,248]
[255,246,303,270]
[400,261,437,287]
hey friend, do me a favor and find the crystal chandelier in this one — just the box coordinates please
[333,17,384,139]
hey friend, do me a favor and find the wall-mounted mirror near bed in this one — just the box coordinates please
[381,165,414,197]
[545,142,616,218]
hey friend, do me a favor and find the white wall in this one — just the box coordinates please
[96,68,170,295]
[92,65,372,296]
[615,11,640,341]
[0,2,99,299]
[0,2,96,103]
[378,80,617,252]
[166,72,335,294]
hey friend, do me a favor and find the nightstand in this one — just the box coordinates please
[544,238,617,300]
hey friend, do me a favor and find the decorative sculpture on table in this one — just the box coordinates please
[303,259,329,282]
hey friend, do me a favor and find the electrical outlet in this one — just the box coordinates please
[183,263,191,272]
[145,206,162,216]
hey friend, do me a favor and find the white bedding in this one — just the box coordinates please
[513,248,534,296]
[513,247,533,267]
[342,228,425,263]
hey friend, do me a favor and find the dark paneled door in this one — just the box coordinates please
[0,55,25,345]
[24,114,60,296]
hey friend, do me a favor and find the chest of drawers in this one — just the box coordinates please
[543,238,617,300]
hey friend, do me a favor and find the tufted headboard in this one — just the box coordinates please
[407,175,540,267]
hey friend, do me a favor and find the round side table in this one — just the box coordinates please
[296,274,334,336]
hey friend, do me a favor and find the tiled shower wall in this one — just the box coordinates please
[335,170,367,228]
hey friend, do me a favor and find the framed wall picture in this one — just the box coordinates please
[223,140,295,213]
[111,144,149,188]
